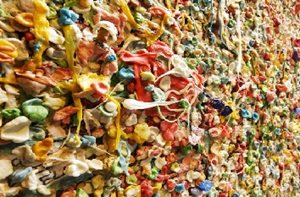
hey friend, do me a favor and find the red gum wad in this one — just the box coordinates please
[160,121,178,141]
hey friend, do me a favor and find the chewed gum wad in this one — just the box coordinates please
[0,0,300,196]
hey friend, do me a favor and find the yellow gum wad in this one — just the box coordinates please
[117,0,168,45]
[32,137,53,161]
[0,39,18,60]
[0,39,18,84]
[127,123,150,144]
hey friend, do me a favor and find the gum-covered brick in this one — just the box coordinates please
[0,0,299,196]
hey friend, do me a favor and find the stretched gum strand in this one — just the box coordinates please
[32,0,49,69]
[62,25,84,136]
[106,94,122,150]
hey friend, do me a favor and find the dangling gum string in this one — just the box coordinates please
[178,11,194,31]
[165,30,175,52]
[165,89,197,112]
[157,100,192,132]
[185,86,200,132]
[63,25,83,135]
[117,0,139,28]
[164,84,193,98]
[157,105,188,123]
[78,80,126,151]
[32,0,49,70]
[59,127,71,148]
[118,0,168,45]
[153,0,164,7]
[90,145,113,156]
[73,79,123,115]
[141,14,169,45]
[157,85,194,129]
[108,80,126,96]
[235,9,242,74]
[179,12,186,29]
[106,94,122,150]
[228,8,245,125]
[156,69,200,126]
[100,80,127,150]
[165,0,171,9]
[217,0,226,44]
[225,82,252,126]
[121,34,140,50]
[154,67,189,83]
[209,0,215,34]
[117,140,131,175]
[229,3,273,124]
[0,77,17,85]
[148,14,169,45]
[184,13,194,31]
[164,106,185,112]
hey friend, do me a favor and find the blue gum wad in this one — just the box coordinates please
[240,109,251,119]
[106,54,117,62]
[197,180,213,192]
[59,8,79,26]
[118,67,135,80]
[252,112,259,122]
[9,167,32,185]
[81,135,96,147]
[175,183,185,192]
[294,107,300,115]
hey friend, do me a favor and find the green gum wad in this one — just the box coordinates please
[148,167,159,180]
[76,188,89,197]
[112,158,123,175]
[22,98,49,122]
[1,108,21,120]
[23,105,48,122]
